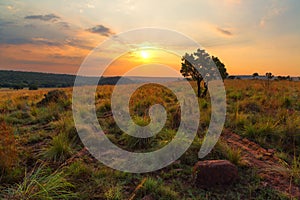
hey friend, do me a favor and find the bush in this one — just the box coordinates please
[28,84,38,90]
[37,90,69,109]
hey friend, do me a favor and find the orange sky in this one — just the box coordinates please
[0,0,300,77]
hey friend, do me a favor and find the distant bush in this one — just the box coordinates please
[37,90,68,107]
[28,84,38,90]
[12,84,24,90]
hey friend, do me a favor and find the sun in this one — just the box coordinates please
[140,50,150,59]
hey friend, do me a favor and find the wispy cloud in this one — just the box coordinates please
[216,27,233,36]
[56,21,70,29]
[224,0,241,5]
[24,14,60,22]
[260,2,286,28]
[0,19,13,26]
[31,37,61,46]
[86,24,113,36]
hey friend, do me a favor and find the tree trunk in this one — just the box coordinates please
[197,79,201,98]
[202,82,208,97]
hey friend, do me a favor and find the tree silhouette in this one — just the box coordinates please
[180,49,228,97]
[265,72,274,88]
[265,72,274,79]
[212,56,228,80]
[252,72,259,78]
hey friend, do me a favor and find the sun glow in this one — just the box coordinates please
[140,50,150,59]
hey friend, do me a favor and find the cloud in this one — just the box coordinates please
[50,53,83,61]
[260,2,286,28]
[86,24,113,36]
[56,21,70,29]
[0,19,13,27]
[224,0,241,4]
[24,14,60,22]
[0,38,31,45]
[7,5,13,10]
[216,27,233,36]
[31,37,61,46]
[0,37,61,46]
[86,3,95,8]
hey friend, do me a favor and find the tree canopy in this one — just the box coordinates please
[180,49,228,97]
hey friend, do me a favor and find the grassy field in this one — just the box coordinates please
[0,79,299,199]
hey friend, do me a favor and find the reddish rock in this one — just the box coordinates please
[193,160,238,187]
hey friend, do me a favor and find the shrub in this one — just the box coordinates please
[7,110,33,125]
[28,84,38,90]
[37,90,69,109]
[104,185,123,200]
[0,121,18,173]
[282,97,292,109]
[239,101,261,113]
[96,100,111,115]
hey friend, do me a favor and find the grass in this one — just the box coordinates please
[216,140,243,166]
[0,121,18,174]
[0,80,299,199]
[135,177,179,199]
[1,165,77,200]
[291,156,300,185]
[104,185,123,200]
[42,132,74,162]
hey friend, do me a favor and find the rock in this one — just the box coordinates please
[193,160,238,187]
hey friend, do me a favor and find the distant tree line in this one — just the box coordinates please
[0,70,135,89]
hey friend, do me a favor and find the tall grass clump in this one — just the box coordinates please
[216,140,243,166]
[136,177,179,199]
[290,156,300,185]
[42,132,74,162]
[104,185,123,200]
[1,166,77,199]
[121,117,156,150]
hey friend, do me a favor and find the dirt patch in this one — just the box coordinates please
[221,129,300,198]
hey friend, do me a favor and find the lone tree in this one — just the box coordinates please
[252,72,259,78]
[180,49,228,97]
[265,72,274,88]
[266,72,274,79]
